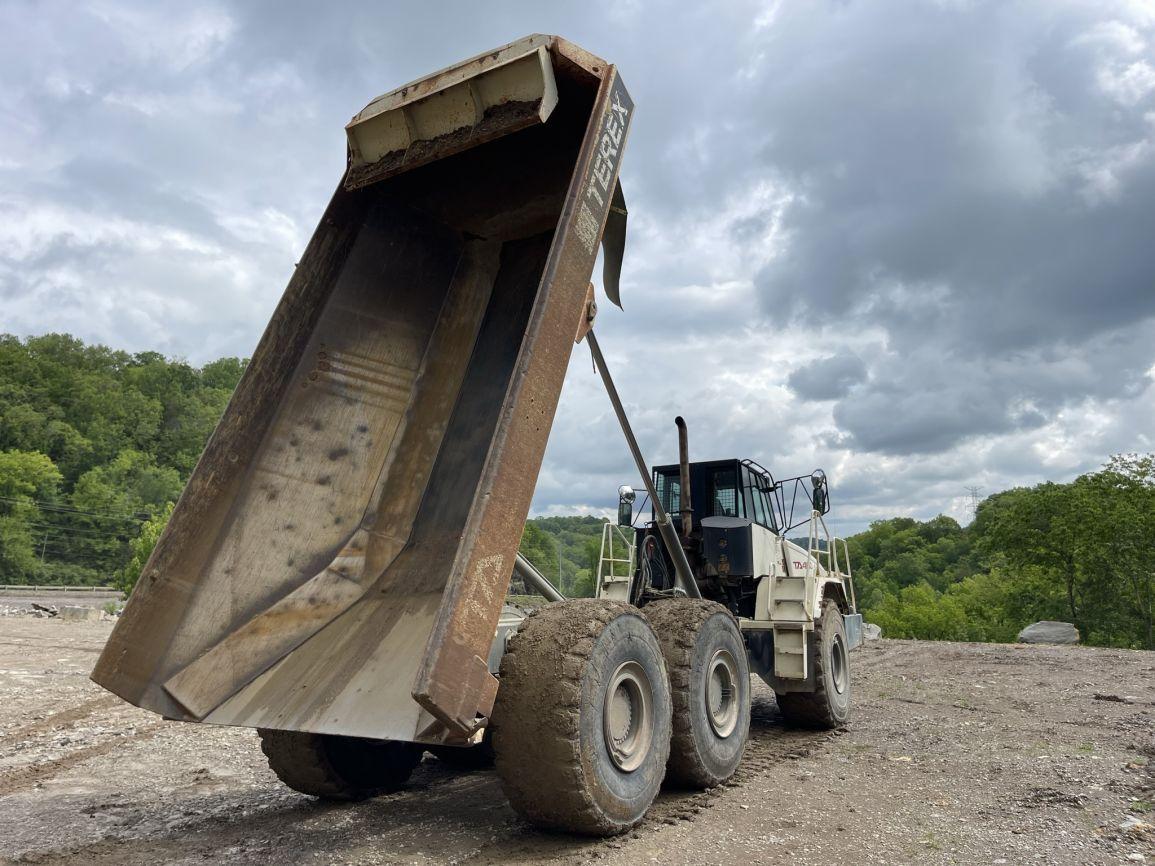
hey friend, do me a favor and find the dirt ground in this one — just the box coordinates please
[0,618,1151,866]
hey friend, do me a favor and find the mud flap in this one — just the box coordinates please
[844,613,864,650]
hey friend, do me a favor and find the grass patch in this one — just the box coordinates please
[918,833,943,852]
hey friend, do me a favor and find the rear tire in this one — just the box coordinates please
[258,729,422,800]
[491,599,672,836]
[645,599,750,788]
[776,599,851,729]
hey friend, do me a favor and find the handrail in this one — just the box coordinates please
[802,511,857,613]
[839,537,857,611]
[597,522,636,592]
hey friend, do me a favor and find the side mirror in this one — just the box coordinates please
[617,485,636,526]
[810,470,828,513]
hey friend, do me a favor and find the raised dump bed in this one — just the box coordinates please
[92,34,632,747]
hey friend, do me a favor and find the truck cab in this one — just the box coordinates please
[597,455,862,690]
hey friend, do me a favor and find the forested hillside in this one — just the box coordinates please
[0,334,245,587]
[852,454,1155,650]
[515,515,605,598]
[1,333,1151,649]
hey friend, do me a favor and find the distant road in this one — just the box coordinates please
[0,586,122,610]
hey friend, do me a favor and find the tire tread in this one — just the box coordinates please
[257,729,420,800]
[492,599,666,835]
[645,599,749,787]
[777,598,847,730]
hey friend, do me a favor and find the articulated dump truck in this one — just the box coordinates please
[93,35,861,836]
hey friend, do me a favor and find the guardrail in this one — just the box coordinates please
[0,585,119,593]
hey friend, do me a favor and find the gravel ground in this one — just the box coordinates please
[0,618,1151,865]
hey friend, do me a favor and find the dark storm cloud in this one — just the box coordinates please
[830,324,1155,454]
[742,2,1155,453]
[787,353,867,401]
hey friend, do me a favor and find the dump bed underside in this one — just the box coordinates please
[92,37,631,744]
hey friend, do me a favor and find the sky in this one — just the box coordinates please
[2,0,1154,533]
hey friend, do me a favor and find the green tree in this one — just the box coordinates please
[516,516,607,597]
[976,483,1082,623]
[72,449,183,515]
[0,333,242,583]
[847,515,977,612]
[517,521,560,594]
[0,450,62,581]
[68,450,183,580]
[867,582,971,641]
[1067,455,1155,648]
[201,357,247,391]
[120,501,174,593]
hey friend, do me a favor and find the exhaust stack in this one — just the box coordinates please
[675,416,693,537]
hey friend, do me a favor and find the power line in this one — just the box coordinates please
[0,496,148,523]
[25,521,134,539]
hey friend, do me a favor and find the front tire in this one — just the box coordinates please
[491,599,672,836]
[776,599,851,729]
[257,729,422,800]
[645,599,751,788]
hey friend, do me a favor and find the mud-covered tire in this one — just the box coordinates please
[645,599,751,788]
[257,729,422,800]
[491,599,672,836]
[776,600,851,729]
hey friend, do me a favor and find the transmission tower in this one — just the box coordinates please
[964,485,983,520]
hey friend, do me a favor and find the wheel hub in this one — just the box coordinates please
[705,648,739,738]
[831,633,848,695]
[603,660,653,772]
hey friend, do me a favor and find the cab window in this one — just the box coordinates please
[655,470,681,518]
[708,466,739,517]
[752,483,770,527]
[743,466,771,528]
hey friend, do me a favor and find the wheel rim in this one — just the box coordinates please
[705,648,740,738]
[831,633,848,696]
[603,660,654,772]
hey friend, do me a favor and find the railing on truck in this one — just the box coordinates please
[596,521,636,602]
[804,510,857,612]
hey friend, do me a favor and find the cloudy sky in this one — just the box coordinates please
[3,0,1154,532]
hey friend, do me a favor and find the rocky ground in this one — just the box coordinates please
[0,589,121,619]
[0,617,1151,865]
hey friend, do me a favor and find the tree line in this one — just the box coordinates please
[527,462,1155,649]
[849,453,1155,649]
[1,333,1150,648]
[0,334,244,586]
[515,516,605,598]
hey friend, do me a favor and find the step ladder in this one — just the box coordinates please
[770,566,814,680]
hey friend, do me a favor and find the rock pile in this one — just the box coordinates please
[1017,621,1080,645]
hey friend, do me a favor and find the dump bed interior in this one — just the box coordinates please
[92,36,632,745]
